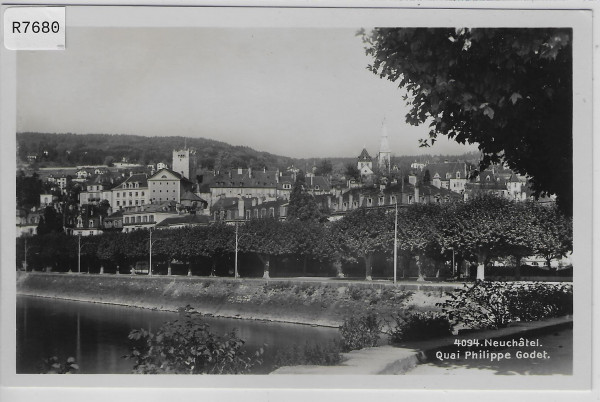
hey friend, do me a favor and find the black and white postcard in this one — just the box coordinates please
[1,2,596,402]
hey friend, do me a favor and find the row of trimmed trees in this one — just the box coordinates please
[16,195,572,281]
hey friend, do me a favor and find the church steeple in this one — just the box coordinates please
[378,119,392,173]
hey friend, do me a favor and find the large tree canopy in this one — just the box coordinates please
[363,28,572,215]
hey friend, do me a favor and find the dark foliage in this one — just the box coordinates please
[437,281,573,330]
[388,311,452,343]
[339,311,383,352]
[125,306,263,374]
[363,28,573,215]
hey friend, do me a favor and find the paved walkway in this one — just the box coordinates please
[271,316,572,375]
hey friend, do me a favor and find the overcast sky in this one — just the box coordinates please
[17,27,478,159]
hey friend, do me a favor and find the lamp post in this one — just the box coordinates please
[77,234,94,274]
[393,197,398,285]
[234,221,252,279]
[77,234,82,274]
[149,229,165,276]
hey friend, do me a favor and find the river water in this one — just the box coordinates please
[16,295,339,374]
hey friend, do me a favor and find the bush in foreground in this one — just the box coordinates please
[339,311,383,352]
[437,281,573,330]
[388,311,452,343]
[125,305,263,374]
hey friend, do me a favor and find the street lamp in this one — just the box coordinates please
[77,234,94,274]
[23,236,36,272]
[148,228,165,276]
[234,221,252,279]
[393,197,398,285]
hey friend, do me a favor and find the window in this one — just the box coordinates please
[129,200,133,205]
[379,197,384,205]
[456,172,461,179]
[129,192,132,197]
[89,220,94,226]
[124,217,129,224]
[269,207,275,217]
[391,196,397,204]
[135,200,139,205]
[353,201,359,208]
[367,198,373,207]
[149,215,154,222]
[117,201,120,206]
[135,192,138,196]
[315,185,320,190]
[446,173,451,179]
[245,210,251,219]
[136,216,141,223]
[343,202,348,211]
[254,209,259,218]
[408,195,414,204]
[142,191,145,196]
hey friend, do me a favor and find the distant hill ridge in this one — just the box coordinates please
[17,132,296,171]
[17,132,480,173]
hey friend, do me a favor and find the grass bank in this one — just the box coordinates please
[16,272,448,327]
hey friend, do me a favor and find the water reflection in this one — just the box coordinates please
[16,295,339,374]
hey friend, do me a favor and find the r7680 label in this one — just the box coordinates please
[12,21,60,34]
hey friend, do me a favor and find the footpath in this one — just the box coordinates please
[271,315,572,374]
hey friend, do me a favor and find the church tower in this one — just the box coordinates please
[172,147,197,179]
[378,121,392,173]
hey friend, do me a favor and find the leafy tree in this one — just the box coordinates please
[287,182,323,223]
[422,170,431,185]
[16,171,45,210]
[500,201,541,279]
[533,204,573,268]
[333,208,393,280]
[363,28,573,215]
[37,206,64,235]
[315,159,333,176]
[443,195,513,280]
[397,203,443,281]
[344,164,360,181]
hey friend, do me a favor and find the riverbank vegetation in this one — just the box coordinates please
[126,306,263,374]
[17,273,427,326]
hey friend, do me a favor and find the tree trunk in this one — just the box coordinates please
[116,265,120,275]
[416,255,425,282]
[302,256,308,276]
[476,251,487,281]
[167,260,172,276]
[187,260,192,277]
[364,254,373,281]
[514,255,522,280]
[333,257,344,278]
[210,261,216,277]
[99,265,104,275]
[263,255,270,279]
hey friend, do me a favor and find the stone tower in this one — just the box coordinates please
[172,148,197,179]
